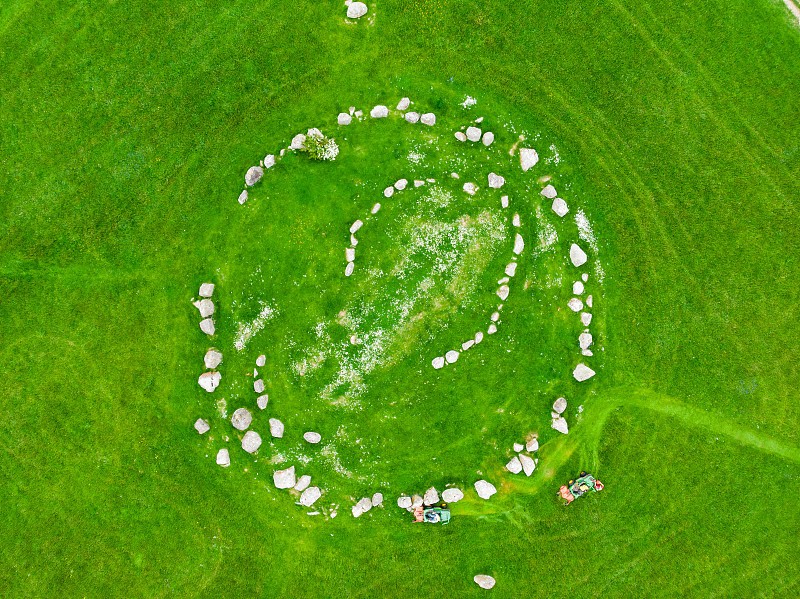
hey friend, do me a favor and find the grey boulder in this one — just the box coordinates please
[241,430,262,453]
[198,371,221,393]
[199,318,215,335]
[474,575,496,589]
[423,487,439,505]
[273,466,296,489]
[300,486,322,507]
[216,448,230,467]
[474,479,497,500]
[245,166,263,187]
[520,148,539,171]
[303,431,322,444]
[269,418,284,438]
[442,488,464,503]
[231,408,252,431]
[204,349,223,369]
[198,283,215,297]
[347,1,368,18]
[570,243,588,267]
[573,363,596,382]
[194,418,210,434]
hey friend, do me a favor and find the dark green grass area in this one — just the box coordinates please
[2,0,800,597]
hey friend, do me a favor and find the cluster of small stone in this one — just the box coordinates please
[504,437,539,476]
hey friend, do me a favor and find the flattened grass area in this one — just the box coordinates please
[1,0,799,597]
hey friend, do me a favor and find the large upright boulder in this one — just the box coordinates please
[474,575,496,589]
[520,148,539,171]
[347,2,368,18]
[241,431,262,453]
[573,363,596,382]
[370,105,389,118]
[570,243,588,267]
[198,371,221,392]
[442,488,464,503]
[204,349,223,369]
[273,466,296,489]
[519,454,535,476]
[216,448,230,467]
[194,418,210,434]
[199,318,215,335]
[423,487,439,505]
[199,283,215,297]
[245,166,263,187]
[300,486,322,507]
[269,418,284,438]
[474,479,497,500]
[231,408,252,431]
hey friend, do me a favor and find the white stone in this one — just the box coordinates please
[488,172,505,188]
[414,180,424,187]
[582,273,589,282]
[445,350,459,364]
[579,332,593,349]
[541,184,557,198]
[231,408,252,431]
[346,1,368,17]
[491,312,500,322]
[351,234,358,246]
[581,312,592,326]
[306,127,322,139]
[526,438,539,452]
[300,486,322,507]
[257,394,269,410]
[397,495,412,509]
[383,186,394,198]
[466,126,482,141]
[455,131,467,142]
[242,431,262,453]
[497,285,509,300]
[498,277,509,285]
[198,371,221,392]
[354,110,363,118]
[273,466,296,489]
[475,331,484,344]
[370,105,389,118]
[463,182,477,195]
[474,575,496,590]
[451,172,460,179]
[423,487,439,505]
[519,453,535,476]
[501,195,509,208]
[513,442,523,452]
[254,379,264,393]
[573,281,584,295]
[482,131,495,146]
[350,220,363,234]
[237,190,248,205]
[245,166,263,187]
[371,492,383,507]
[505,262,517,277]
[199,318,215,335]
[290,133,306,150]
[442,488,463,503]
[474,479,497,500]
[553,397,567,414]
[506,456,522,474]
[294,475,311,492]
[520,148,539,171]
[264,155,276,169]
[568,298,584,312]
[570,244,588,266]
[411,494,424,509]
[256,354,266,367]
[513,233,524,255]
[462,339,475,351]
[420,113,436,125]
[356,497,372,514]
[404,111,420,123]
[573,363,596,382]
[303,431,321,444]
[397,97,410,111]
[552,417,569,434]
[345,262,354,277]
[337,113,352,125]
[351,504,364,518]
[432,356,445,369]
[204,349,222,369]
[269,418,284,438]
[194,418,210,434]
[346,247,355,262]
[552,197,569,217]
[583,349,594,357]
[488,324,497,334]
[395,178,408,190]
[587,295,593,308]
[475,117,484,123]
[216,448,230,467]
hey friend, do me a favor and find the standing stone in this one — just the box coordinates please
[397,97,410,111]
[442,488,464,503]
[204,349,223,369]
[497,285,510,301]
[295,475,312,492]
[404,111,420,123]
[506,456,522,474]
[245,166,264,187]
[573,281,584,295]
[345,262,355,277]
[474,479,497,500]
[582,273,589,282]
[216,448,230,467]
[256,354,266,367]
[474,575,496,590]
[371,492,384,507]
[194,418,210,434]
[303,431,322,444]
[474,331,484,344]
[487,324,498,335]
[501,195,509,208]
[350,220,364,234]
[423,487,439,505]
[513,233,525,254]
[356,497,372,514]
[541,184,557,198]
[200,318,215,335]
[552,198,569,217]
[568,298,584,312]
[273,466,296,489]
[337,113,352,125]
[384,186,394,197]
[570,244,588,267]
[519,453,535,476]
[505,262,517,277]
[455,131,467,142]
[269,418,284,438]
[432,356,445,369]
[579,332,593,349]
[346,1,368,18]
[254,379,265,393]
[552,417,569,434]
[573,363,596,382]
[581,312,592,326]
[445,350,459,364]
[520,148,539,171]
[242,431,262,453]
[290,133,306,150]
[466,126,482,141]
[300,486,322,507]
[199,283,215,297]
[462,339,475,351]
[395,178,408,190]
[370,105,389,118]
[512,213,521,227]
[346,247,355,262]
[257,394,269,410]
[488,172,505,188]
[398,495,413,509]
[553,397,568,414]
[482,131,495,146]
[264,155,276,169]
[526,438,539,452]
[463,182,477,195]
[238,190,248,205]
[420,113,436,126]
[231,408,252,431]
[198,371,221,392]
[411,494,424,509]
[587,295,593,308]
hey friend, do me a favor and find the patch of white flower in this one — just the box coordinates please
[319,137,339,161]
[234,301,278,351]
[461,95,477,108]
[408,150,424,165]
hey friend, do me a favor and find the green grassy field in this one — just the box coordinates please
[2,0,800,597]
